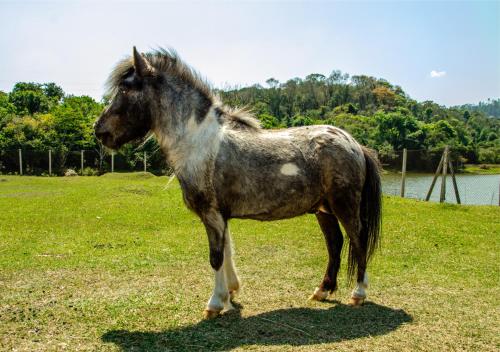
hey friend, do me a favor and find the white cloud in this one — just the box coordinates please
[430,70,446,78]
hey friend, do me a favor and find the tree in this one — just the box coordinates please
[259,113,281,129]
[9,82,50,115]
[372,86,396,107]
[374,111,421,149]
[327,70,349,85]
[52,95,103,150]
[266,78,279,88]
[43,83,65,102]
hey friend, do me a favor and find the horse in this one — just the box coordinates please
[95,47,382,319]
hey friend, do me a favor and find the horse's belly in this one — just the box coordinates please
[227,184,321,221]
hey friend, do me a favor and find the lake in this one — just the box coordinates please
[382,173,500,206]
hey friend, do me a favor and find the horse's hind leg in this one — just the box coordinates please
[310,211,344,301]
[341,215,368,307]
[330,191,368,307]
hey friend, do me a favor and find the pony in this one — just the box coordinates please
[95,47,382,319]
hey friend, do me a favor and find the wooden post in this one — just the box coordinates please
[48,149,52,176]
[80,150,84,175]
[143,151,147,172]
[448,159,461,204]
[425,152,444,201]
[111,151,114,173]
[400,148,407,198]
[18,149,23,175]
[439,146,449,203]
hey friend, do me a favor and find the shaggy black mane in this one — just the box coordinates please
[106,48,261,131]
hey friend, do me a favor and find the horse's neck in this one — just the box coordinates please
[157,106,224,180]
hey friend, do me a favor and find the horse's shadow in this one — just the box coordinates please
[102,301,412,351]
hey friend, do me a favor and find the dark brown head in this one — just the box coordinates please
[95,47,157,149]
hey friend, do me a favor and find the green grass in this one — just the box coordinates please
[0,174,499,351]
[462,164,500,175]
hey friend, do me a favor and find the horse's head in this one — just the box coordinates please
[95,47,157,149]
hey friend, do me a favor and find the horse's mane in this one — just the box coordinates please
[106,48,212,99]
[106,48,261,132]
[217,104,262,131]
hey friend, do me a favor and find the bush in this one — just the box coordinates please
[82,167,99,176]
[478,147,500,163]
[292,115,313,127]
[259,113,281,129]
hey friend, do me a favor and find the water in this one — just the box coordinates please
[382,173,500,206]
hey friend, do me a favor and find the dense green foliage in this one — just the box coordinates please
[219,74,499,164]
[0,83,161,174]
[0,83,101,151]
[0,74,498,173]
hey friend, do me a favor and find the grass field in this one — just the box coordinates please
[0,174,499,351]
[463,164,500,175]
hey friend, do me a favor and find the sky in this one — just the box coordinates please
[0,0,499,106]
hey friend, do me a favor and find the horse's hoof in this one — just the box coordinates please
[203,308,221,319]
[222,307,238,316]
[309,287,329,301]
[348,296,365,307]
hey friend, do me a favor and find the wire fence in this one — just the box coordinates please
[379,148,500,206]
[0,148,172,176]
[1,147,499,206]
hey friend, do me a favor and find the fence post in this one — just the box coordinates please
[111,151,114,173]
[80,150,84,175]
[425,152,444,201]
[49,149,52,176]
[144,151,147,172]
[448,159,461,204]
[18,148,23,175]
[400,148,407,198]
[439,146,449,203]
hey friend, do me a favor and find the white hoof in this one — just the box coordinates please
[348,296,365,307]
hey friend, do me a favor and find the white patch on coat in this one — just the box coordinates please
[262,130,293,140]
[351,272,369,298]
[280,163,299,176]
[161,107,223,180]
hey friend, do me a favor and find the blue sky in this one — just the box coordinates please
[0,0,498,106]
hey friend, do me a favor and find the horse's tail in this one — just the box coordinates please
[348,146,382,280]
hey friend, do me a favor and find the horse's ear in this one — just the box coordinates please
[133,46,152,77]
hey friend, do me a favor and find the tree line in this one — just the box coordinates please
[0,74,498,174]
[0,82,162,174]
[218,73,499,165]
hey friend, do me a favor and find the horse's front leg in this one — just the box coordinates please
[202,211,233,319]
[224,225,240,299]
